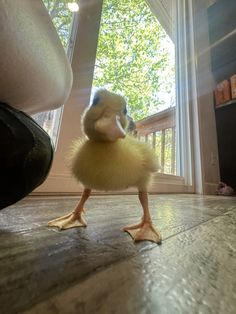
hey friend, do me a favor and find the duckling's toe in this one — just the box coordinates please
[124,222,162,244]
[48,212,87,230]
[122,221,143,231]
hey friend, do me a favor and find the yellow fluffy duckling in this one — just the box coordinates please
[48,89,161,243]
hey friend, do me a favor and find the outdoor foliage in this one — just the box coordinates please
[34,0,73,144]
[93,0,175,121]
[43,0,73,48]
[39,0,176,173]
[42,0,175,121]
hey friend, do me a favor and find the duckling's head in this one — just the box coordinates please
[82,89,128,142]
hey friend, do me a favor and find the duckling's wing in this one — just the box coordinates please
[66,137,86,171]
[128,137,160,173]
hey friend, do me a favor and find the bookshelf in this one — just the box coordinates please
[215,99,236,109]
[208,0,236,189]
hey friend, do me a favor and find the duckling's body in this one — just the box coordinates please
[70,136,158,191]
[48,89,162,244]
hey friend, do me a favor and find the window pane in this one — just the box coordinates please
[33,0,76,146]
[92,0,176,174]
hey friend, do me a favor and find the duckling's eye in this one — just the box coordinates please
[92,96,100,106]
[123,106,127,115]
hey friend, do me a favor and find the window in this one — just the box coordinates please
[36,0,196,194]
[33,0,78,147]
[92,0,176,175]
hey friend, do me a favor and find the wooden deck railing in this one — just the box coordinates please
[135,107,176,175]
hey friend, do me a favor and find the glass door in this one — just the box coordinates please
[35,0,196,194]
[91,0,195,192]
[92,0,176,176]
[33,0,78,147]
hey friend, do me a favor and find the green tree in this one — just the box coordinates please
[93,0,175,121]
[43,0,73,48]
[42,0,175,121]
[34,0,73,141]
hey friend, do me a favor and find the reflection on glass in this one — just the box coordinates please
[33,0,76,147]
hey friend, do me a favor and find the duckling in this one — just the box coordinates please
[48,89,161,244]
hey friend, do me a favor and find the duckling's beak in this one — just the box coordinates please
[94,115,126,141]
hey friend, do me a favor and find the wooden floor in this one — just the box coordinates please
[0,194,236,314]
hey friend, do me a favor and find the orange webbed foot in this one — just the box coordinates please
[123,221,161,244]
[48,210,87,230]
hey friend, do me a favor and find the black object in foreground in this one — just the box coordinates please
[0,102,53,209]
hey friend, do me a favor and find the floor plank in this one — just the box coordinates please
[0,194,235,313]
[27,210,236,314]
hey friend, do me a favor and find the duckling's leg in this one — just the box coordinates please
[48,188,91,230]
[123,191,161,244]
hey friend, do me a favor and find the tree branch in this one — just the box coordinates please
[50,0,62,19]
